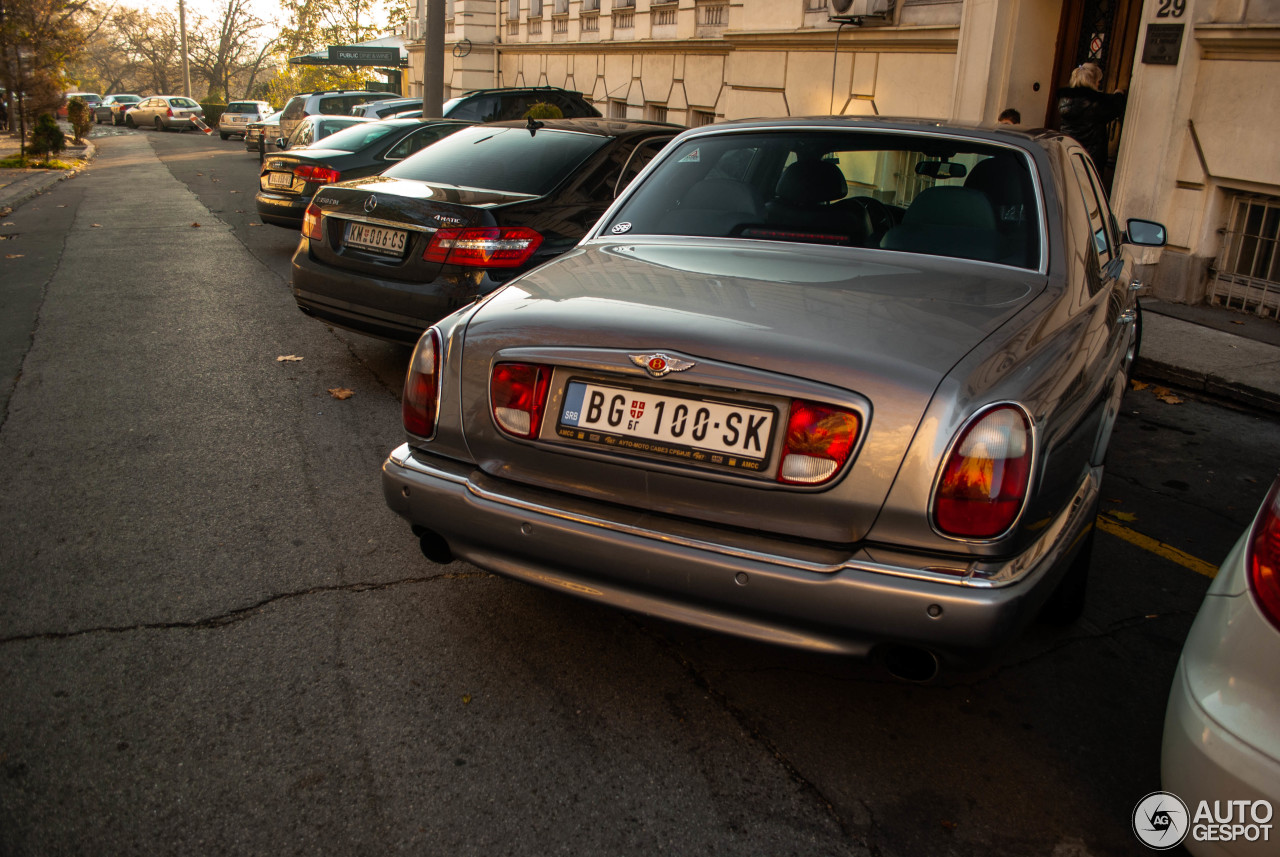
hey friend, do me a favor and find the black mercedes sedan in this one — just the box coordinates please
[256,118,473,228]
[290,118,680,343]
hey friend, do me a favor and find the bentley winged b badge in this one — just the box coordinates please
[630,353,695,378]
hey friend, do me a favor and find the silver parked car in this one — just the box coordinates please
[381,117,1167,678]
[218,100,273,140]
[126,95,205,132]
[1162,471,1280,855]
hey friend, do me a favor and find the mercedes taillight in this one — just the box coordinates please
[932,404,1033,539]
[402,328,441,438]
[301,203,323,241]
[423,227,542,268]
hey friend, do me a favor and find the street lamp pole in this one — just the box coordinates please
[422,0,444,118]
[178,0,192,98]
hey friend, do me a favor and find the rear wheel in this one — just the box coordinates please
[1040,518,1096,625]
[125,114,135,128]
[219,132,229,140]
[154,117,164,132]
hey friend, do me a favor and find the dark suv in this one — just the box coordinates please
[385,87,601,123]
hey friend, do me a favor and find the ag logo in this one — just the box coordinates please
[1133,791,1189,850]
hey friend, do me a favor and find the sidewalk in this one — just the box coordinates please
[0,129,1276,416]
[0,124,95,214]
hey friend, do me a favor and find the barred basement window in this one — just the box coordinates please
[609,100,628,118]
[582,13,599,31]
[646,103,668,123]
[653,6,677,27]
[1211,193,1280,320]
[697,2,727,27]
[688,109,716,127]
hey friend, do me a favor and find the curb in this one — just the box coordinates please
[1133,356,1280,417]
[0,139,96,214]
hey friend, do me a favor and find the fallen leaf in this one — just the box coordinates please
[462,694,472,705]
[327,387,354,400]
[1232,320,1245,325]
[1129,379,1149,391]
[3,222,13,226]
[5,253,23,259]
[249,222,261,227]
[276,354,303,362]
[1155,391,1184,405]
[196,172,203,176]
[1146,614,1159,619]
[229,189,240,193]
[940,820,957,831]
[91,223,101,227]
[1109,511,1138,523]
[57,204,66,208]
[1107,498,1123,503]
[191,222,201,227]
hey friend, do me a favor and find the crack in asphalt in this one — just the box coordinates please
[0,570,492,646]
[629,617,863,848]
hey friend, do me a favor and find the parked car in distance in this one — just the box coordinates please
[94,94,141,125]
[380,116,1168,679]
[291,118,679,343]
[1162,471,1280,855]
[257,119,472,228]
[350,97,421,119]
[58,92,102,117]
[244,110,283,153]
[388,87,603,123]
[277,115,371,152]
[218,100,273,140]
[278,90,400,142]
[126,95,204,131]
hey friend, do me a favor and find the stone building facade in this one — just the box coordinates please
[403,0,1280,317]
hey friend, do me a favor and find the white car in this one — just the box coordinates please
[1162,472,1280,855]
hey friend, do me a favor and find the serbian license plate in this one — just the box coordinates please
[557,380,775,473]
[345,222,407,256]
[267,171,293,188]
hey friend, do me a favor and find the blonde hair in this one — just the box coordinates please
[1069,62,1104,90]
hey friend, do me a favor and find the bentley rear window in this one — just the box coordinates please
[607,131,1042,270]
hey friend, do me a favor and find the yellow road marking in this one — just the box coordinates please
[1096,515,1219,579]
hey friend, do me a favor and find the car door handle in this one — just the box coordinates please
[1117,309,1137,325]
[1129,279,1144,291]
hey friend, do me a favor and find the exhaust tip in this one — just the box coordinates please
[879,644,941,683]
[412,526,453,564]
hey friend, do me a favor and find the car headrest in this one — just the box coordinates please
[902,187,997,230]
[964,157,1024,206]
[774,159,847,206]
[682,178,762,215]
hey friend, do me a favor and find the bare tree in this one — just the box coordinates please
[187,0,270,101]
[111,8,182,95]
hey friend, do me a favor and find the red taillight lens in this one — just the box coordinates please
[490,363,552,439]
[402,328,441,438]
[933,405,1033,539]
[1247,476,1280,631]
[166,107,173,117]
[778,400,860,485]
[302,202,323,240]
[423,227,543,268]
[294,164,341,184]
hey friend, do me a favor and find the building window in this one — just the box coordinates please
[508,0,520,19]
[609,100,628,118]
[697,1,728,27]
[1212,192,1280,320]
[553,16,568,33]
[613,0,635,7]
[582,0,600,9]
[653,6,677,27]
[645,103,668,123]
[554,0,568,13]
[582,12,600,31]
[688,109,716,127]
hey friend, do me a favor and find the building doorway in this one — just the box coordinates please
[1047,0,1144,189]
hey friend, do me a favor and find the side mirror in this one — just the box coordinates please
[1125,218,1167,247]
[275,137,287,150]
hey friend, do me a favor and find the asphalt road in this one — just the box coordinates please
[2,127,1279,857]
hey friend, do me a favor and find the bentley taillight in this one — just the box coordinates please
[1247,475,1280,631]
[402,328,441,438]
[491,363,551,439]
[294,164,341,184]
[423,227,542,268]
[301,203,323,240]
[933,404,1033,539]
[778,400,860,485]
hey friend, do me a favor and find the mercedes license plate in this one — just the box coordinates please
[557,380,775,473]
[345,222,407,256]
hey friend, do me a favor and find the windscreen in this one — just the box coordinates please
[605,131,1042,270]
[382,126,609,196]
[310,122,401,152]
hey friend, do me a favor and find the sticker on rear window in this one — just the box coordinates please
[678,148,700,163]
[611,222,632,234]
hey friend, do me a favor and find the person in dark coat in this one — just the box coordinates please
[1056,62,1126,173]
